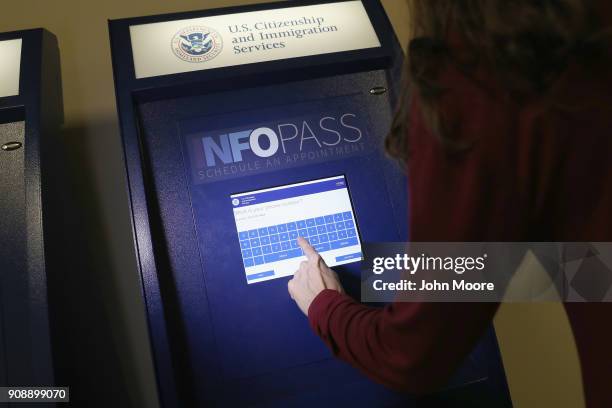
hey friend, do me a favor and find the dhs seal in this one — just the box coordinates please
[171,26,223,63]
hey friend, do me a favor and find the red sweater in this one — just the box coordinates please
[308,49,612,405]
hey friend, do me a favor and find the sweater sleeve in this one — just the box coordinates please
[308,290,499,394]
[305,65,524,395]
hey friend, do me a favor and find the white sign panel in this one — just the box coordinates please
[129,1,381,79]
[0,39,22,97]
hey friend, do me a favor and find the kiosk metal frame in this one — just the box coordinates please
[110,2,401,405]
[0,28,62,389]
[109,1,511,406]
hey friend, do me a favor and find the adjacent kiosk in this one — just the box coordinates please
[0,29,62,389]
[109,1,511,406]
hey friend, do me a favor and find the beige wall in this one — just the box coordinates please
[0,1,583,407]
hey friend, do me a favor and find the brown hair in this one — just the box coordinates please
[385,0,612,162]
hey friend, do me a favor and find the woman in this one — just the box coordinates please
[288,1,612,406]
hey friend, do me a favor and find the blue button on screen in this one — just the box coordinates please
[336,252,362,262]
[330,237,358,249]
[314,243,331,252]
[247,270,275,281]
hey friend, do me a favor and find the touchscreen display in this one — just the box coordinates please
[231,175,362,284]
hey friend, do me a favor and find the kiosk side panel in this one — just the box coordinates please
[0,120,30,385]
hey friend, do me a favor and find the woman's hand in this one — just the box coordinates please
[288,237,345,316]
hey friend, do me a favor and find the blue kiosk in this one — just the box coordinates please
[109,1,511,406]
[0,29,62,390]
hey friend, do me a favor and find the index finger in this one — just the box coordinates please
[297,237,318,261]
